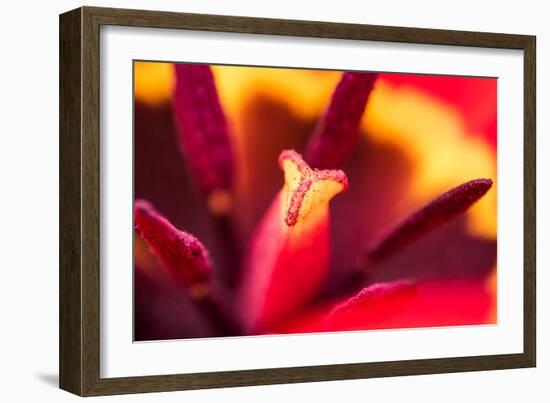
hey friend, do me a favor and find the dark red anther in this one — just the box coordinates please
[305,72,378,169]
[367,178,493,262]
[134,199,211,291]
[172,64,234,195]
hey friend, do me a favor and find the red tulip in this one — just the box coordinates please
[133,63,497,340]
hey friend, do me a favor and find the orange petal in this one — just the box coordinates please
[239,150,348,331]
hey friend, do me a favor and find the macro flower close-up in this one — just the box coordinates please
[133,62,497,341]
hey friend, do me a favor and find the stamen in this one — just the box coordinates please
[172,64,241,286]
[172,64,234,197]
[325,281,417,329]
[135,201,245,335]
[134,199,211,290]
[367,178,493,262]
[305,72,378,168]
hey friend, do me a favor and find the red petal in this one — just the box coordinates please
[324,281,417,331]
[172,64,234,201]
[134,199,211,294]
[239,150,348,331]
[266,281,416,334]
[357,279,496,329]
[381,73,497,148]
[271,278,494,334]
[305,72,378,168]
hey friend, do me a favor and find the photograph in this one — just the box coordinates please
[132,62,498,341]
[54,3,537,398]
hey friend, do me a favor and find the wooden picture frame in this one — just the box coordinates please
[59,6,536,396]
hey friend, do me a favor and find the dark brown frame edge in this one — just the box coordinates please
[59,6,536,396]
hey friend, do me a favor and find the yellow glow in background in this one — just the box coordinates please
[133,62,497,242]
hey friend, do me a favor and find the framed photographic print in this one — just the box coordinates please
[59,6,536,396]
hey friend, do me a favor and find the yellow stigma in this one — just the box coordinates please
[279,150,348,227]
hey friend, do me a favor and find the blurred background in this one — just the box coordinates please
[133,62,497,340]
